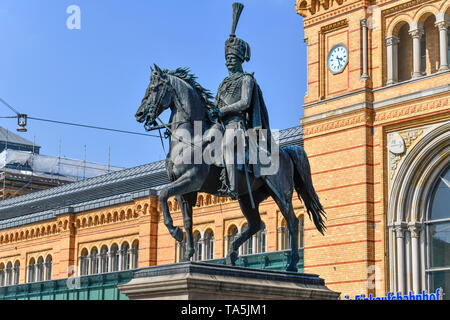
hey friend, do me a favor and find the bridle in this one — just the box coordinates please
[144,75,192,133]
[143,74,201,150]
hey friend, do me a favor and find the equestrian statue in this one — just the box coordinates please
[135,3,326,272]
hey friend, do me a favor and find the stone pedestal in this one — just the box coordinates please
[118,262,340,300]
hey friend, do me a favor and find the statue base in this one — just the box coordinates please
[118,262,340,300]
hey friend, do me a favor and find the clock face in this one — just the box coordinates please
[327,44,348,74]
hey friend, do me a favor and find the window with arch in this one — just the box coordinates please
[110,244,119,272]
[79,249,89,276]
[426,166,450,295]
[204,230,214,260]
[100,246,109,273]
[131,240,139,269]
[280,217,305,250]
[0,264,4,287]
[121,242,130,270]
[90,248,99,274]
[193,233,202,261]
[45,256,52,281]
[256,223,266,254]
[27,258,35,283]
[397,22,413,82]
[421,14,440,75]
[13,261,20,285]
[36,257,45,282]
[5,262,12,286]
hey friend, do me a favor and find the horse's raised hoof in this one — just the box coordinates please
[171,227,184,243]
[226,251,238,266]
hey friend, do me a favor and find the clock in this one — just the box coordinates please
[327,44,348,74]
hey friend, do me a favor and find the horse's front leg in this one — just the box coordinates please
[159,187,184,242]
[158,168,206,244]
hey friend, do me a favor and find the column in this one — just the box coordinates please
[436,14,449,72]
[108,252,113,272]
[409,24,424,79]
[199,237,205,261]
[385,36,399,85]
[394,224,406,294]
[360,18,370,80]
[408,223,422,294]
[118,249,123,271]
[277,227,284,250]
[252,234,258,254]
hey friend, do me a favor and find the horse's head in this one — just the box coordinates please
[135,64,173,130]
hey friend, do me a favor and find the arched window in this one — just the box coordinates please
[36,257,44,282]
[280,217,305,250]
[0,264,4,287]
[193,233,202,261]
[110,244,119,272]
[256,223,266,254]
[100,246,109,273]
[90,248,99,274]
[45,256,52,281]
[204,230,214,260]
[131,241,139,269]
[80,249,89,276]
[13,261,20,285]
[397,23,413,82]
[5,262,12,286]
[121,242,130,270]
[426,166,450,295]
[421,15,439,75]
[27,258,35,283]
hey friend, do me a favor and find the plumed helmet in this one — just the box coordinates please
[225,3,251,62]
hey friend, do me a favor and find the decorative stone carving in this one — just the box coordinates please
[388,132,405,155]
[388,128,424,180]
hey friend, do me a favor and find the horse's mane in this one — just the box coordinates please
[164,67,214,108]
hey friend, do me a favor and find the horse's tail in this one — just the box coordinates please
[283,145,327,235]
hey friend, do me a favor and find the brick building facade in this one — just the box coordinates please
[297,0,449,297]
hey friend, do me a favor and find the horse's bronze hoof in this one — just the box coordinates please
[226,251,238,266]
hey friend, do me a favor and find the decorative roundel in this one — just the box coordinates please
[327,44,348,74]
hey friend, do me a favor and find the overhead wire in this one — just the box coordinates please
[0,97,160,138]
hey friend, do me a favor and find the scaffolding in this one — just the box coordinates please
[0,149,123,200]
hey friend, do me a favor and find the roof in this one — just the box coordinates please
[0,127,40,148]
[0,125,304,230]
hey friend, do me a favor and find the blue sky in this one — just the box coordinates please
[0,0,307,168]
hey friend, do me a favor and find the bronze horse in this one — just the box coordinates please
[135,65,326,272]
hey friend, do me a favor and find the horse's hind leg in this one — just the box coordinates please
[226,194,263,266]
[284,200,300,272]
[176,193,197,261]
[272,194,300,272]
